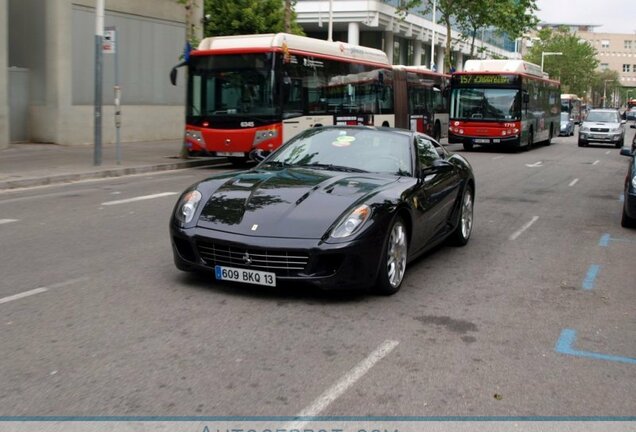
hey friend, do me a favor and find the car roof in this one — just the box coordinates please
[315,125,415,138]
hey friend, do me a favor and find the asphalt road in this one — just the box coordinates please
[0,128,634,419]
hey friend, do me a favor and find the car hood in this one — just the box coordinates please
[582,121,621,128]
[196,168,399,239]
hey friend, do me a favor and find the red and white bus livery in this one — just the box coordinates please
[174,33,393,165]
[449,60,561,151]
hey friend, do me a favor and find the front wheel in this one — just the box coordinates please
[449,185,474,246]
[621,201,636,228]
[373,217,408,295]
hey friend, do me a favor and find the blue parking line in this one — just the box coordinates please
[599,233,611,247]
[582,264,601,290]
[555,328,636,365]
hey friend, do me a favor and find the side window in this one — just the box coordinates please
[416,135,440,167]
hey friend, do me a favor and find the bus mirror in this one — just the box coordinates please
[523,93,530,104]
[170,67,178,86]
[378,72,384,85]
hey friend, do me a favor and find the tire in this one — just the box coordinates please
[621,201,636,228]
[449,184,474,246]
[578,139,586,147]
[463,141,474,151]
[545,125,553,146]
[527,130,534,150]
[616,138,624,148]
[373,216,408,295]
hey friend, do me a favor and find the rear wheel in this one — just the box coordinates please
[545,125,553,146]
[526,130,534,150]
[449,185,474,246]
[373,217,408,295]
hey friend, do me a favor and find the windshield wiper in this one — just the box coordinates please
[261,160,290,168]
[292,163,368,173]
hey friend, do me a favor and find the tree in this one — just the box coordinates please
[524,27,598,97]
[203,0,305,37]
[399,0,538,73]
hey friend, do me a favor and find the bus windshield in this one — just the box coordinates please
[187,54,277,120]
[451,88,520,121]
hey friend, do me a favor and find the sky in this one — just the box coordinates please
[535,0,635,34]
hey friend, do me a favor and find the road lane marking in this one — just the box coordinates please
[525,161,543,168]
[555,328,636,365]
[101,192,178,206]
[0,219,18,225]
[592,160,600,165]
[286,340,399,430]
[605,151,611,155]
[492,155,504,160]
[582,264,601,290]
[509,216,539,240]
[0,277,88,305]
[599,233,636,247]
[568,178,579,187]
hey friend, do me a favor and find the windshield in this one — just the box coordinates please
[451,88,520,121]
[265,128,413,176]
[187,54,277,119]
[586,111,620,123]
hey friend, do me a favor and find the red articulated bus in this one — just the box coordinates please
[449,60,561,151]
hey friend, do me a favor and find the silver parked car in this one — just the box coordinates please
[578,109,626,148]
[560,112,575,136]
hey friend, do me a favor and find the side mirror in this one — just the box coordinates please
[620,147,634,157]
[523,93,530,104]
[421,159,453,177]
[170,67,178,86]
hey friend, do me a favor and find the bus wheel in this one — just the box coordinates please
[526,130,534,151]
[463,141,473,151]
[546,126,553,146]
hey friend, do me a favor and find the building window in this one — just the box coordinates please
[601,40,610,48]
[600,63,609,71]
[625,40,633,49]
[624,64,631,72]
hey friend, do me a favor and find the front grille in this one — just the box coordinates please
[196,239,310,277]
[591,127,609,132]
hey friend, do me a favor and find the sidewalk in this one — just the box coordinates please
[0,140,228,191]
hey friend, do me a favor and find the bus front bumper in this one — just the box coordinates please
[448,132,520,146]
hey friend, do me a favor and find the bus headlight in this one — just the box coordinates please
[254,129,278,146]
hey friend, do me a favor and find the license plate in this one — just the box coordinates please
[474,138,490,144]
[590,134,605,139]
[216,152,245,157]
[215,265,276,287]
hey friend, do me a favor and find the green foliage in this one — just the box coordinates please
[203,0,305,37]
[524,27,598,96]
[399,0,538,73]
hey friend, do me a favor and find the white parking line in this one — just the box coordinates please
[605,151,611,155]
[0,219,18,225]
[568,178,579,187]
[0,277,89,306]
[101,192,178,206]
[509,216,539,241]
[592,160,600,165]
[285,340,399,430]
[492,155,504,160]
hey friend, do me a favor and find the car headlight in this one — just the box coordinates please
[611,127,622,133]
[175,190,202,225]
[580,126,590,133]
[331,204,371,238]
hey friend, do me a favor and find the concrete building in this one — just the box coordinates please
[1,0,203,149]
[295,0,518,72]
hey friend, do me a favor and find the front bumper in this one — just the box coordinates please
[578,132,623,143]
[170,224,386,290]
[448,132,520,146]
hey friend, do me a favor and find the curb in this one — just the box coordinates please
[0,158,229,191]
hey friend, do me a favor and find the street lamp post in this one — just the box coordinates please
[541,51,563,73]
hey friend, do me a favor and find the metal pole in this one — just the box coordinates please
[327,0,333,41]
[94,0,104,166]
[114,27,121,165]
[603,81,607,108]
[430,0,436,70]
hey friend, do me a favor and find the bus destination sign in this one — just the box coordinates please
[454,74,518,86]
